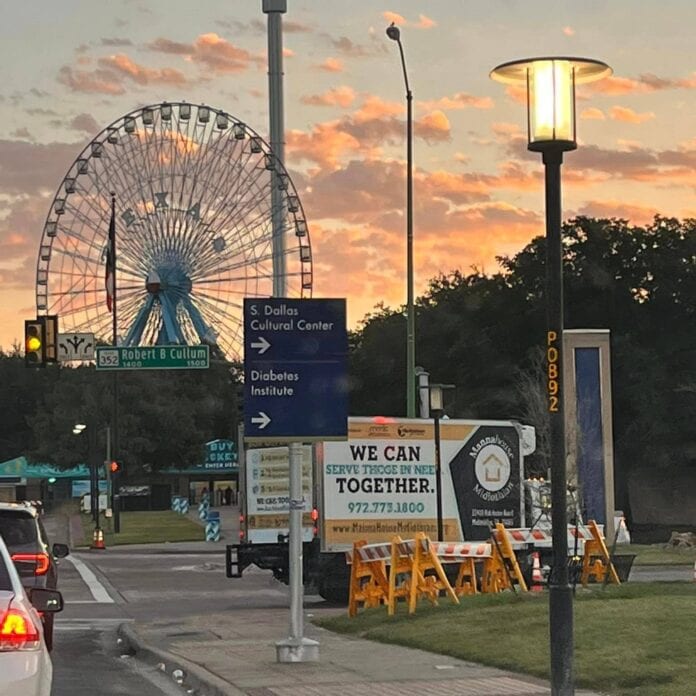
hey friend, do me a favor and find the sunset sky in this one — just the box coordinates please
[3,0,696,350]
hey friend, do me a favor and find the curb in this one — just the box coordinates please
[117,623,245,696]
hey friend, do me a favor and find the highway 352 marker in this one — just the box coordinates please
[243,298,348,442]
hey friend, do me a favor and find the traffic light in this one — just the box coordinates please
[109,461,120,474]
[24,319,46,367]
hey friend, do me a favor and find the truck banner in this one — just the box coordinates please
[320,418,523,550]
[245,445,313,543]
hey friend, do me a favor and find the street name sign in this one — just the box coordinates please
[57,333,95,361]
[95,345,209,370]
[243,298,348,442]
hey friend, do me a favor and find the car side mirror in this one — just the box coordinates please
[53,543,70,558]
[29,588,64,613]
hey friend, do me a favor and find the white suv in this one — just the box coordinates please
[0,534,63,696]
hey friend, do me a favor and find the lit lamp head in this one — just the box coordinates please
[429,383,455,414]
[490,57,611,153]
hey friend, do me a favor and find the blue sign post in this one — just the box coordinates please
[243,298,348,443]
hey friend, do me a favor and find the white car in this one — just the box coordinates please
[0,534,63,696]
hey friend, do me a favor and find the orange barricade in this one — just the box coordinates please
[408,532,459,613]
[432,541,492,596]
[387,536,414,615]
[347,540,391,617]
[482,523,528,593]
[580,520,621,586]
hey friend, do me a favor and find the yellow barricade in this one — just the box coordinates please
[408,532,460,613]
[387,536,413,615]
[482,523,528,593]
[347,540,391,617]
[580,519,621,586]
[432,541,492,596]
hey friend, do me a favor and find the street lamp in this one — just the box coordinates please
[386,22,416,418]
[429,383,454,541]
[73,422,102,543]
[491,57,611,696]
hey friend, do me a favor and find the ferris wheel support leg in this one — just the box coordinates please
[123,295,155,346]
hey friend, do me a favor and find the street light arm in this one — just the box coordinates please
[396,40,411,95]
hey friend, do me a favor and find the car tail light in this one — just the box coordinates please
[11,553,50,576]
[0,604,41,651]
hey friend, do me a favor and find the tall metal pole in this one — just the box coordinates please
[288,442,303,640]
[433,411,443,541]
[264,0,287,298]
[264,0,318,664]
[387,25,416,418]
[543,148,574,695]
[110,193,121,534]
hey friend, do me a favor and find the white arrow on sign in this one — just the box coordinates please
[250,412,271,429]
[250,336,271,355]
[57,333,95,361]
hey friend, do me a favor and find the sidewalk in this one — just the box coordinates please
[120,601,605,696]
[43,509,605,694]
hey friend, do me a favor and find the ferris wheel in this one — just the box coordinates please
[35,102,313,361]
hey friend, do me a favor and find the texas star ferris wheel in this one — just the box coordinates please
[35,101,313,361]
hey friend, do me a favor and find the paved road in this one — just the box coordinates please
[50,543,298,695]
[53,619,180,696]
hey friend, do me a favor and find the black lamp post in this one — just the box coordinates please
[491,57,611,696]
[386,22,416,418]
[429,383,454,541]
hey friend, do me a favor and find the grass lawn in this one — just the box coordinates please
[80,510,204,546]
[317,583,696,696]
[627,543,696,566]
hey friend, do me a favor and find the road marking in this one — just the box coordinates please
[64,555,115,603]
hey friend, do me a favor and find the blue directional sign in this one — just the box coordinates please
[243,298,348,443]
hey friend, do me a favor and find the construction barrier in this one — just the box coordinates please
[347,540,390,617]
[205,511,221,542]
[431,541,492,597]
[198,500,209,521]
[483,523,528,593]
[580,520,620,586]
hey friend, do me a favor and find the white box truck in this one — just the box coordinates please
[227,416,535,601]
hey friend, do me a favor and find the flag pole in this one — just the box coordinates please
[110,192,121,533]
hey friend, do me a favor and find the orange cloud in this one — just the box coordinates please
[190,33,261,73]
[383,12,406,26]
[418,92,493,111]
[316,57,343,72]
[57,66,124,95]
[581,107,605,120]
[98,54,187,86]
[301,86,357,108]
[576,200,658,225]
[286,123,363,170]
[354,95,403,121]
[415,111,451,143]
[609,106,655,124]
[415,14,437,29]
[382,11,436,29]
[148,33,261,73]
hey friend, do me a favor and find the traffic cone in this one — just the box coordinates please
[531,552,543,592]
[91,528,106,550]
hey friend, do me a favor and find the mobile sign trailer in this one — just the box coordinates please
[227,416,535,602]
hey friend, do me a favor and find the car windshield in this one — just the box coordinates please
[0,511,38,549]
